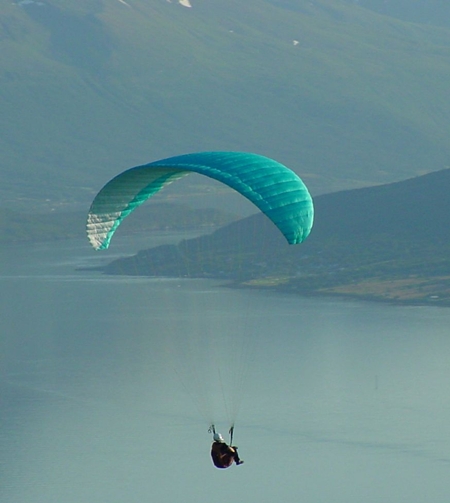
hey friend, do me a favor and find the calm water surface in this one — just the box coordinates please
[1,237,450,503]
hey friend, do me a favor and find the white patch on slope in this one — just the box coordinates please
[117,0,131,6]
[179,0,192,7]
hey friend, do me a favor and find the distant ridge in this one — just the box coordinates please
[103,168,450,306]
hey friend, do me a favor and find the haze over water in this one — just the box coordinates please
[1,237,450,503]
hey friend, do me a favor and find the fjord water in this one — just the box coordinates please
[2,237,450,503]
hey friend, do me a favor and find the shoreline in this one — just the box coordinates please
[232,277,450,309]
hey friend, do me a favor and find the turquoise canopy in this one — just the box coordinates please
[86,151,314,250]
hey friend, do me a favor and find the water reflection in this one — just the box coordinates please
[1,240,450,503]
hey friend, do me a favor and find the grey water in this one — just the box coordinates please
[1,236,450,503]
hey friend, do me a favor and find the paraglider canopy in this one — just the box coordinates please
[86,151,314,250]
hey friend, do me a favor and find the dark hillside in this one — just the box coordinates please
[311,168,450,242]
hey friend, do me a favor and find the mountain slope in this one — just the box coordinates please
[2,0,450,211]
[348,0,450,27]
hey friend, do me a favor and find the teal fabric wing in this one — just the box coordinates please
[87,152,314,250]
